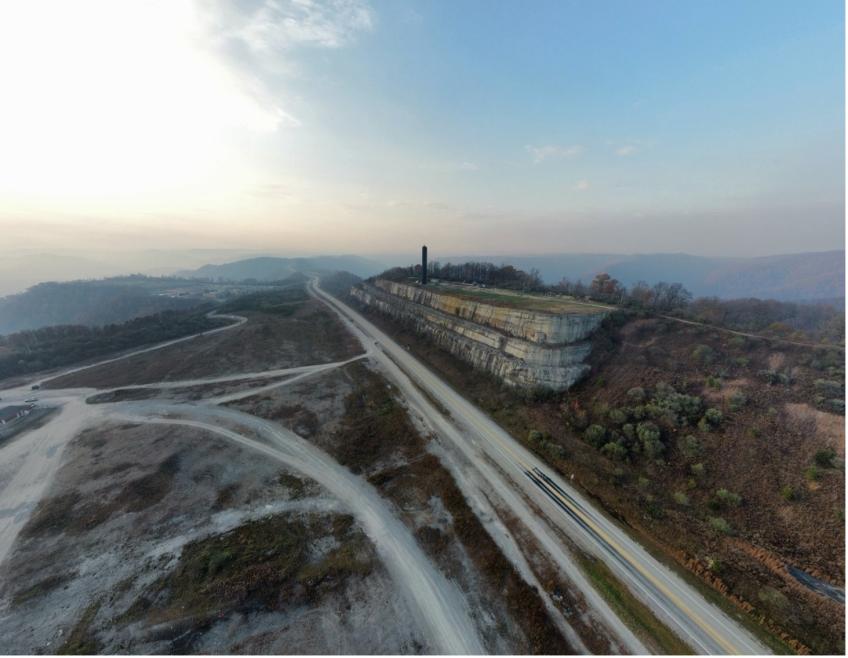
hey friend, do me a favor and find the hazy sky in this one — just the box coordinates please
[0,0,843,260]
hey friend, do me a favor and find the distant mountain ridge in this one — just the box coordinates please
[439,250,844,302]
[0,278,205,335]
[179,255,386,282]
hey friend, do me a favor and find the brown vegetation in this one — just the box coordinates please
[356,302,845,654]
[332,362,574,654]
[45,295,361,389]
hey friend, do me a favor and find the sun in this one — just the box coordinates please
[0,0,282,216]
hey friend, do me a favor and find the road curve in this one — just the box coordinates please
[37,312,248,388]
[118,404,485,655]
[309,278,769,655]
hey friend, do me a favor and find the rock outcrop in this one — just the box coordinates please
[351,279,608,391]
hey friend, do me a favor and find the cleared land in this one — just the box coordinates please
[427,282,610,314]
[0,280,609,654]
[227,361,580,653]
[44,296,361,389]
[0,422,418,654]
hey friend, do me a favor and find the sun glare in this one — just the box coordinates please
[0,0,281,213]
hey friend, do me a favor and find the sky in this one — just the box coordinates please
[0,0,843,264]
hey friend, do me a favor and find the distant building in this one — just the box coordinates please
[0,405,31,425]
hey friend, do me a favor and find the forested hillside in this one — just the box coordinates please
[0,309,224,381]
[0,277,205,334]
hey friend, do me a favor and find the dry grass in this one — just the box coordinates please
[431,282,609,314]
[330,361,575,654]
[118,513,373,630]
[356,303,845,654]
[46,293,361,389]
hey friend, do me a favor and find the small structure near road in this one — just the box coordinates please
[421,245,428,285]
[0,405,34,426]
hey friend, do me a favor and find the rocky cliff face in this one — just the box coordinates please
[351,280,608,391]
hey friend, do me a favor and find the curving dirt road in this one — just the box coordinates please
[0,306,486,654]
[116,404,484,655]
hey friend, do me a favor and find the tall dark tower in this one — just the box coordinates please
[421,245,428,285]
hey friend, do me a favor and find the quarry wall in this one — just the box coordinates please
[351,280,608,391]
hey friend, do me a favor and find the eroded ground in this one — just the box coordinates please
[0,422,418,654]
[227,362,580,653]
[0,283,620,654]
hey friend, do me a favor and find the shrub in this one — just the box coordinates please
[698,408,723,432]
[804,465,820,482]
[654,390,702,426]
[601,441,628,461]
[566,408,589,431]
[528,430,544,444]
[780,485,797,502]
[705,376,722,390]
[544,442,567,460]
[621,423,635,440]
[626,387,646,403]
[690,462,705,476]
[608,408,628,425]
[629,405,647,421]
[734,356,750,368]
[824,398,845,414]
[584,424,607,448]
[636,421,660,441]
[708,516,733,535]
[728,391,748,411]
[715,488,742,507]
[705,556,722,572]
[672,491,689,506]
[728,335,747,349]
[814,448,836,468]
[692,344,716,364]
[637,476,651,489]
[636,422,664,458]
[678,435,701,460]
[814,379,844,398]
[759,369,791,385]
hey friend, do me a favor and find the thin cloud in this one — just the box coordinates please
[421,161,479,172]
[616,145,637,157]
[197,0,375,127]
[574,179,590,191]
[526,144,584,164]
[205,0,374,54]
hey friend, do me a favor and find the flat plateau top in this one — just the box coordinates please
[424,282,611,315]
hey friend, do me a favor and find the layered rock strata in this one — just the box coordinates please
[350,279,608,391]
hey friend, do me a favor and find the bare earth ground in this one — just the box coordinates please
[0,422,419,654]
[226,362,582,654]
[44,300,361,389]
[0,284,614,654]
[353,301,846,654]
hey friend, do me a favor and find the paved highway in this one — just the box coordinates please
[309,278,770,655]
